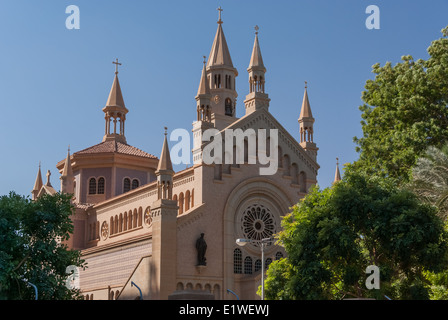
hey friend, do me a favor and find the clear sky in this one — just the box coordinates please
[0,0,447,197]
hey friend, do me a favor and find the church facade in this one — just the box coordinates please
[31,10,320,300]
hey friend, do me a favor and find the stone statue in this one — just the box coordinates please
[196,233,207,266]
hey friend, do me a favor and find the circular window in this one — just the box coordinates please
[144,207,152,227]
[240,204,276,246]
[101,221,109,240]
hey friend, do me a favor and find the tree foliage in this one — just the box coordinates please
[0,192,85,300]
[353,26,448,183]
[410,143,448,222]
[264,170,448,300]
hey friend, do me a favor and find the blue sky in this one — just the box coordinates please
[0,0,447,197]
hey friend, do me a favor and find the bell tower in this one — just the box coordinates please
[102,59,128,144]
[298,82,318,162]
[206,7,238,130]
[244,25,270,115]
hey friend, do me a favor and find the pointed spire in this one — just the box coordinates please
[61,146,73,177]
[157,127,173,172]
[248,26,265,71]
[197,56,211,96]
[60,146,75,194]
[207,8,234,68]
[299,82,313,119]
[102,59,128,144]
[32,162,43,199]
[334,158,342,184]
[106,73,126,110]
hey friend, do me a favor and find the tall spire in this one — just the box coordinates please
[197,56,211,96]
[299,82,313,119]
[207,7,234,68]
[248,26,265,72]
[156,127,174,200]
[298,82,318,161]
[60,146,75,194]
[244,25,270,115]
[334,158,342,184]
[31,162,43,200]
[196,56,212,122]
[157,127,173,172]
[204,7,238,125]
[102,59,129,144]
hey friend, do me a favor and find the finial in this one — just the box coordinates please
[217,6,223,24]
[39,161,41,169]
[305,81,308,89]
[336,157,339,165]
[68,145,70,154]
[203,55,207,65]
[113,58,122,75]
[254,25,259,35]
[164,127,168,136]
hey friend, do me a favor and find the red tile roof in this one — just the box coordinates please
[74,141,157,159]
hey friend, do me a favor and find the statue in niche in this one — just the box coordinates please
[196,233,207,266]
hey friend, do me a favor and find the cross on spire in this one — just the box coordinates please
[217,6,223,24]
[255,25,259,35]
[113,58,122,75]
[305,81,308,89]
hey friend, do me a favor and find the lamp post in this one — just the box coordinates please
[236,237,272,300]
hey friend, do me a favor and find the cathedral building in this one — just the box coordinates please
[31,10,320,300]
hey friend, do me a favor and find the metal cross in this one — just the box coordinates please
[217,6,223,23]
[113,58,122,74]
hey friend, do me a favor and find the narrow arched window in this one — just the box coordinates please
[254,259,262,272]
[123,178,131,193]
[97,177,105,194]
[234,248,242,274]
[89,178,97,195]
[225,98,233,116]
[132,179,139,190]
[244,256,253,274]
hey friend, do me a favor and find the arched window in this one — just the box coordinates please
[110,217,114,235]
[123,178,131,193]
[88,178,97,195]
[275,252,284,260]
[299,172,307,193]
[132,179,139,190]
[291,163,299,184]
[225,98,233,116]
[124,212,128,231]
[233,248,242,274]
[254,259,262,272]
[185,190,190,211]
[97,177,105,194]
[244,256,253,274]
[178,193,184,214]
[265,258,272,270]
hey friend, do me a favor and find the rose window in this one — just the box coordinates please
[240,204,276,245]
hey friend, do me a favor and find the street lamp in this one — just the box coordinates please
[236,237,273,300]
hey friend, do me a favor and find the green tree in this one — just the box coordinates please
[410,143,448,222]
[264,169,448,300]
[353,26,448,184]
[0,192,86,300]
